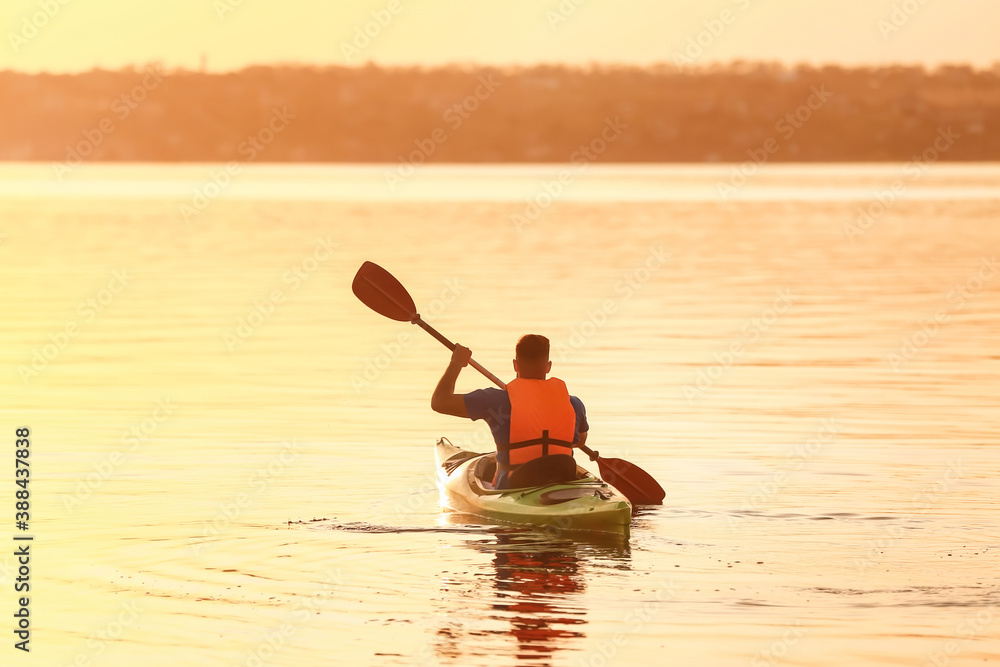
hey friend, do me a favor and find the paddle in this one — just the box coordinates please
[352,260,666,505]
[351,261,505,387]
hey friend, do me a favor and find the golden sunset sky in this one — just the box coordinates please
[2,0,998,72]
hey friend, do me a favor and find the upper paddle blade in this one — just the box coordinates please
[352,261,418,322]
[597,457,665,505]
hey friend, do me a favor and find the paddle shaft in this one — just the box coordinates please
[412,315,506,389]
[573,440,604,463]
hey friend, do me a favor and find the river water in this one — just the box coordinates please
[1,163,998,666]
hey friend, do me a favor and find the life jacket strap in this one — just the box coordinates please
[496,430,576,473]
[497,429,576,453]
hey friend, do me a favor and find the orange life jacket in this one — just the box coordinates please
[499,377,577,469]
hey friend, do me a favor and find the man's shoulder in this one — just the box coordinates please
[464,387,509,421]
[466,387,506,400]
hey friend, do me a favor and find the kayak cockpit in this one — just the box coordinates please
[470,452,583,489]
[463,453,603,497]
[437,436,613,495]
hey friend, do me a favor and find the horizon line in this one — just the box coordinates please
[4,59,1000,77]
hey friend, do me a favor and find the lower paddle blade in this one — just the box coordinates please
[597,457,665,505]
[352,261,418,322]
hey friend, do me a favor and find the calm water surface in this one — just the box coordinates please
[0,164,998,666]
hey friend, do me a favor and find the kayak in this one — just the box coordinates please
[435,437,633,537]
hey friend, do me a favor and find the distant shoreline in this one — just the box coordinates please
[2,63,998,163]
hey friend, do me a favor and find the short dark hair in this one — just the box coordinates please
[515,334,550,362]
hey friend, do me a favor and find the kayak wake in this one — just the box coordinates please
[288,519,523,535]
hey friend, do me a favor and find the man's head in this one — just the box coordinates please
[513,334,552,379]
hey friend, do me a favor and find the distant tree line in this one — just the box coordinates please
[0,62,997,164]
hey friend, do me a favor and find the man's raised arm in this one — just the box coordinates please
[431,344,472,418]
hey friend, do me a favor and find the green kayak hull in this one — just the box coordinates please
[435,438,633,537]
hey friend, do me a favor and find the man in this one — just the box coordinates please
[431,334,589,489]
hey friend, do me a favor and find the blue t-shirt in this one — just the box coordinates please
[463,386,588,453]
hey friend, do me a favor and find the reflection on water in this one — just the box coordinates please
[430,531,630,666]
